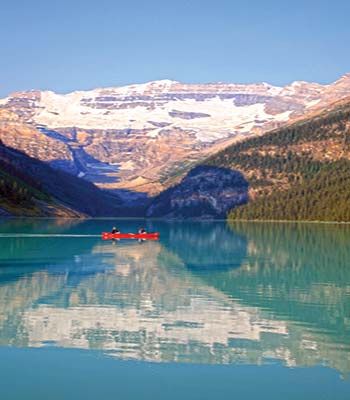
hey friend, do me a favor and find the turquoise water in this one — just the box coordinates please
[0,219,349,399]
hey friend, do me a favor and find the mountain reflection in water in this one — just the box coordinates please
[0,219,349,376]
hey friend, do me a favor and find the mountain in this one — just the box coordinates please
[206,98,350,221]
[0,131,125,217]
[1,74,350,199]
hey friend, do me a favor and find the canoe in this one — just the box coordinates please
[102,232,160,240]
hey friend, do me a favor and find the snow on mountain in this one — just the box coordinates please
[32,89,293,142]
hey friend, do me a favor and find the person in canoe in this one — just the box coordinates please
[111,227,120,234]
[138,227,147,243]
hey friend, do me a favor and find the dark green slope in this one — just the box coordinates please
[0,159,51,216]
[0,140,124,217]
[206,101,350,221]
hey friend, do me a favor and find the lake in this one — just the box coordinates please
[0,218,349,399]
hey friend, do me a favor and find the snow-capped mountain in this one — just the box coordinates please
[0,74,349,196]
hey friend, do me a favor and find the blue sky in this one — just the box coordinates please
[1,0,349,96]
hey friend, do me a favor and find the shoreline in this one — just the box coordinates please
[0,215,350,225]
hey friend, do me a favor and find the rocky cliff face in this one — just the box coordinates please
[145,166,248,218]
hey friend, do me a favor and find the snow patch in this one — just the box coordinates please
[306,99,321,108]
[119,160,135,170]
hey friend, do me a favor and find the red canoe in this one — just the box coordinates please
[102,232,160,240]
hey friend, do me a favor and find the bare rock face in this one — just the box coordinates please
[0,75,349,197]
[0,110,73,170]
[145,166,248,218]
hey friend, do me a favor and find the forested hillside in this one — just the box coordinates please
[0,151,52,216]
[0,140,124,217]
[206,100,350,221]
